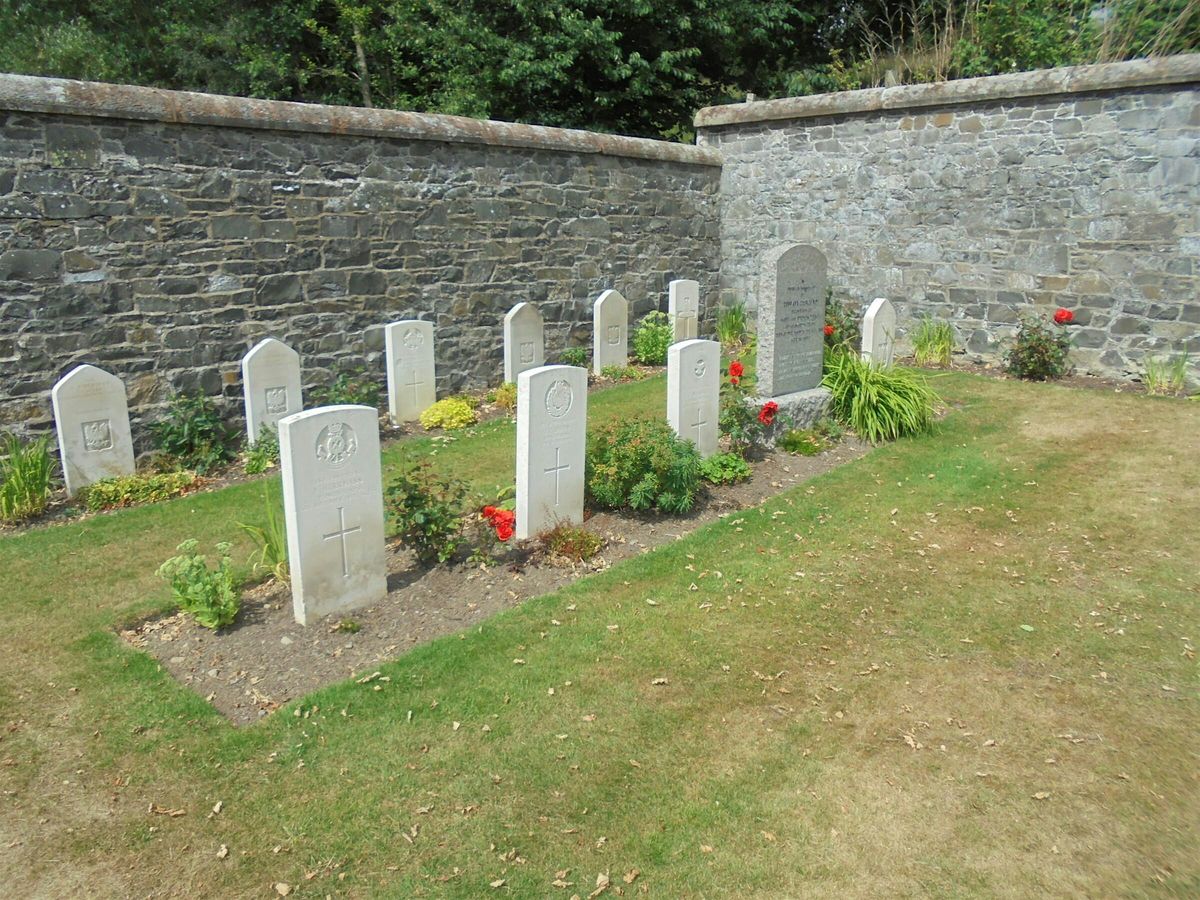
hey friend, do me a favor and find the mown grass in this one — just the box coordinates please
[0,372,1197,898]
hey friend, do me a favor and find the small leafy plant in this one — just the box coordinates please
[492,382,517,411]
[237,482,289,585]
[156,539,240,629]
[778,428,827,456]
[539,523,603,562]
[242,425,280,475]
[1143,353,1189,396]
[150,393,236,474]
[385,463,469,564]
[824,291,862,357]
[310,364,382,408]
[559,346,589,367]
[1005,311,1073,381]
[0,432,57,522]
[718,360,784,457]
[419,397,478,431]
[587,418,701,514]
[599,365,645,382]
[80,470,199,512]
[822,351,938,443]
[631,311,673,365]
[715,300,749,353]
[912,316,956,367]
[699,452,751,485]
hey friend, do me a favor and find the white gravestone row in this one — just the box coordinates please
[51,364,136,497]
[385,319,437,424]
[241,338,303,443]
[503,302,545,384]
[515,365,587,540]
[279,405,388,626]
[592,289,629,374]
[861,297,897,367]
[667,339,720,459]
[668,279,700,343]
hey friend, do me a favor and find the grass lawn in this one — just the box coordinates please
[0,371,1196,897]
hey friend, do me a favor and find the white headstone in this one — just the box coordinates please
[758,245,828,397]
[861,297,897,367]
[667,339,720,458]
[51,364,135,496]
[279,405,387,626]
[515,365,587,540]
[592,289,629,374]
[669,279,700,342]
[385,320,436,424]
[241,338,303,443]
[503,302,545,384]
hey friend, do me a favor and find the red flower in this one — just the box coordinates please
[729,361,744,379]
[730,376,740,386]
[758,401,779,425]
[1053,308,1074,325]
[495,521,514,542]
[482,505,497,519]
[824,324,835,336]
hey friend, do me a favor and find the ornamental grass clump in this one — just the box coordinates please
[0,432,57,523]
[1005,310,1074,380]
[156,539,240,630]
[715,300,749,353]
[822,351,938,443]
[911,316,956,367]
[586,418,701,514]
[631,311,673,365]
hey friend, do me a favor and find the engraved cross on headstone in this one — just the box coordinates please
[322,506,362,578]
[690,404,708,442]
[544,447,570,506]
[404,369,426,404]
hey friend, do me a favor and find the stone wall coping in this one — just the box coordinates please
[694,54,1200,128]
[0,73,722,167]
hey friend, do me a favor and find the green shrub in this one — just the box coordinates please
[587,418,701,514]
[824,291,862,356]
[242,425,280,475]
[493,382,517,411]
[699,452,751,485]
[599,365,645,382]
[310,364,382,408]
[156,539,240,629]
[1143,353,1189,396]
[1005,315,1072,381]
[822,351,938,443]
[631,311,673,365]
[0,432,56,522]
[150,393,236,474]
[912,316,956,367]
[384,463,469,564]
[237,482,289,585]
[718,361,777,458]
[715,300,749,352]
[80,470,199,512]
[540,523,604,561]
[559,346,589,367]
[418,397,478,431]
[777,428,827,456]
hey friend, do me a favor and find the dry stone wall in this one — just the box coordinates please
[0,76,721,443]
[696,56,1200,379]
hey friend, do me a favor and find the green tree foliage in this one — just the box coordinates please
[0,0,824,138]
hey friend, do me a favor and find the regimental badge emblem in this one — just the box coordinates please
[81,419,112,452]
[315,421,358,468]
[520,341,535,364]
[606,324,621,345]
[403,327,424,350]
[545,379,573,419]
[265,386,288,415]
[693,359,707,378]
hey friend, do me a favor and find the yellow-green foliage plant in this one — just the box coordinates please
[1143,353,1189,397]
[80,471,199,512]
[911,316,955,367]
[418,397,478,431]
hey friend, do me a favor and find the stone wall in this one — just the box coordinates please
[696,56,1200,379]
[0,76,721,444]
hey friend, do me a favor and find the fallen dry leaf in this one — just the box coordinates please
[216,844,229,860]
[651,677,669,686]
[623,868,640,884]
[1032,792,1051,800]
[588,872,611,898]
[490,877,506,888]
[148,804,186,817]
[274,884,291,897]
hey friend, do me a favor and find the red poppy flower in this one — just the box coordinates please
[729,361,744,379]
[758,401,779,425]
[824,324,835,336]
[1053,308,1074,325]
